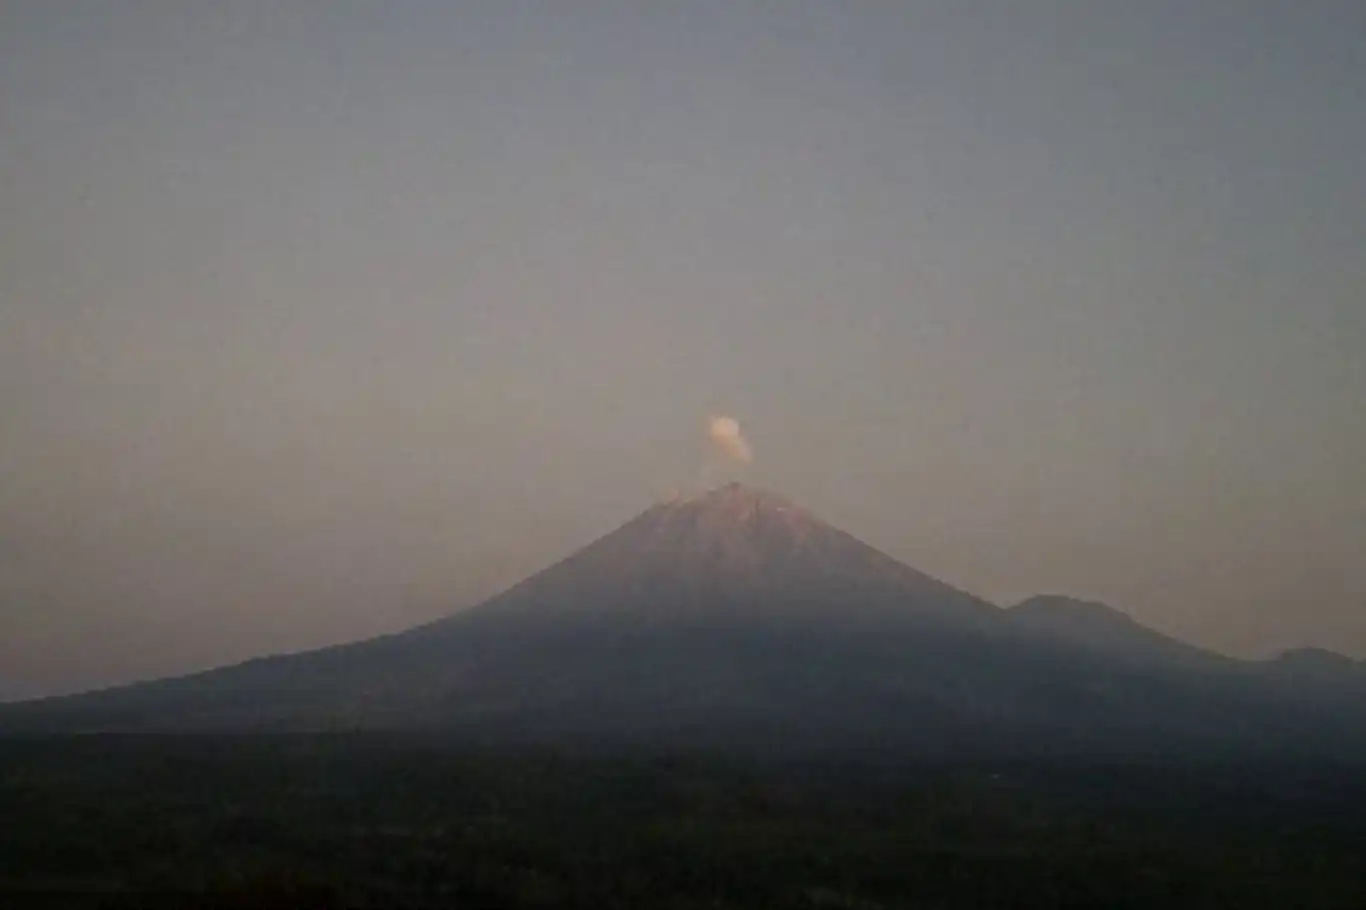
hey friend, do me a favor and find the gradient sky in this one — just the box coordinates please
[3,2,1364,698]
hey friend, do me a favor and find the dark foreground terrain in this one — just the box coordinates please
[2,736,1364,909]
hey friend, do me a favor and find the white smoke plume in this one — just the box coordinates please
[707,415,753,464]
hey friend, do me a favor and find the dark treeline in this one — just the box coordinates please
[2,735,1364,908]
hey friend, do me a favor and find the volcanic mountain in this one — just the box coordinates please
[458,483,997,628]
[3,484,1363,757]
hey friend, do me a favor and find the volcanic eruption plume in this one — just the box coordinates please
[707,416,753,464]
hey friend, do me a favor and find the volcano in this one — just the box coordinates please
[3,484,1363,757]
[457,483,997,627]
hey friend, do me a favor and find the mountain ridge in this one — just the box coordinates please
[2,483,1362,757]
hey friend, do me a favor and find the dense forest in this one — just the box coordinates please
[3,735,1364,908]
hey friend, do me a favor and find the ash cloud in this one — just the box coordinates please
[707,416,753,464]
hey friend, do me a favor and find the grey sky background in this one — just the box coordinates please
[2,2,1364,698]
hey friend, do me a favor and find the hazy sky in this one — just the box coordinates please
[3,2,1364,698]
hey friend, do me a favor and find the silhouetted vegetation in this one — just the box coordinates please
[2,735,1364,908]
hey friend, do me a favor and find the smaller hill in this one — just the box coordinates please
[1005,595,1230,671]
[1270,647,1364,692]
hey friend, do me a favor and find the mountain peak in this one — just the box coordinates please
[1275,647,1359,670]
[664,482,797,512]
[475,483,996,626]
[1010,595,1139,629]
[631,484,821,556]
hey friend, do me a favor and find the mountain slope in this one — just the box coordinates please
[2,484,1362,757]
[0,484,998,738]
